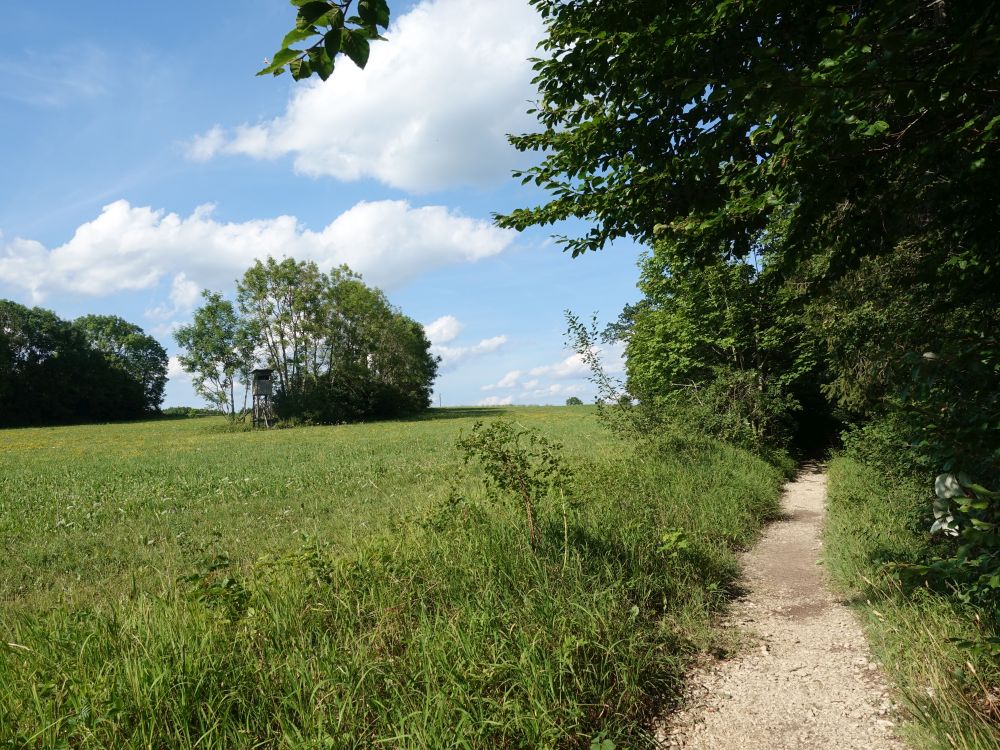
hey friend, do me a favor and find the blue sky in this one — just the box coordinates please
[0,0,643,407]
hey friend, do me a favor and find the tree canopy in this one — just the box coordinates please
[75,315,168,414]
[0,302,166,426]
[497,2,998,463]
[175,258,438,424]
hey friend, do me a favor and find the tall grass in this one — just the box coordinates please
[1,409,783,748]
[824,457,1000,750]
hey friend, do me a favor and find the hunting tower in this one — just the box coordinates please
[251,368,275,428]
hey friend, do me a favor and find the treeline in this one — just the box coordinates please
[0,301,167,427]
[174,257,438,424]
[503,3,999,612]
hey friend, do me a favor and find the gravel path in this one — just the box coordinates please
[657,465,908,750]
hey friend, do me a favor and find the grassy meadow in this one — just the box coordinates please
[1,407,785,748]
[824,457,1000,750]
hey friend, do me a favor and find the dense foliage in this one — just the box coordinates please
[75,314,169,414]
[0,301,166,426]
[175,258,438,424]
[621,243,824,453]
[499,1,999,604]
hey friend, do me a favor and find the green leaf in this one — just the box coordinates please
[282,26,315,48]
[318,7,344,29]
[861,120,889,136]
[358,0,391,28]
[324,28,342,57]
[296,1,333,29]
[342,29,371,69]
[256,47,300,76]
[289,57,313,80]
[309,47,335,80]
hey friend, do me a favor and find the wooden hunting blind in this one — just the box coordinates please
[251,368,275,428]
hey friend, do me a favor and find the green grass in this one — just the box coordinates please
[1,407,784,748]
[824,457,1000,750]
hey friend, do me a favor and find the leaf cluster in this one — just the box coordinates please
[259,0,391,81]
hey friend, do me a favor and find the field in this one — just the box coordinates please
[1,408,785,748]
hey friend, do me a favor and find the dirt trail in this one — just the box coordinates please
[657,465,907,750]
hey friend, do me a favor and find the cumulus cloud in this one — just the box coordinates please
[186,0,544,192]
[422,315,507,370]
[166,356,191,382]
[476,343,625,404]
[435,334,507,368]
[481,369,522,391]
[0,199,514,303]
[186,125,226,162]
[146,272,203,320]
[423,314,463,345]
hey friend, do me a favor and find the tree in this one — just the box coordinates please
[621,239,828,452]
[176,259,438,423]
[259,0,391,81]
[173,292,253,418]
[236,257,327,397]
[499,2,999,268]
[242,259,438,422]
[0,300,150,426]
[565,396,584,406]
[497,1,999,471]
[75,315,168,413]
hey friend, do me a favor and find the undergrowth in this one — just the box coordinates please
[0,415,782,748]
[824,457,1000,750]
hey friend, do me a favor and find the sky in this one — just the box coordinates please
[0,0,644,408]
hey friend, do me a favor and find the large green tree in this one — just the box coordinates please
[173,292,254,418]
[0,301,152,426]
[497,1,999,470]
[177,259,438,423]
[75,315,168,413]
[498,2,999,268]
[238,259,438,422]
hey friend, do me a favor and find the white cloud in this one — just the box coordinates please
[186,0,544,192]
[424,314,463,345]
[146,272,203,320]
[475,343,625,405]
[529,352,590,380]
[186,125,226,162]
[481,369,521,391]
[169,272,201,310]
[477,395,514,407]
[434,334,507,368]
[166,356,191,382]
[0,199,514,303]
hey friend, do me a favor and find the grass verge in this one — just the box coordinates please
[1,411,782,748]
[824,457,1000,750]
